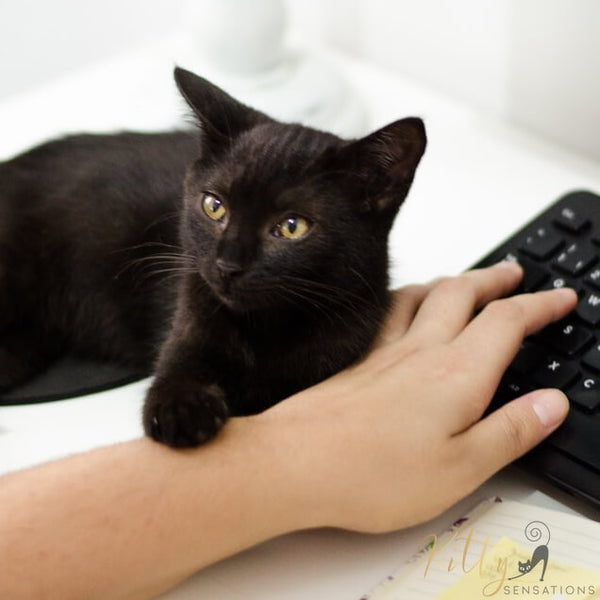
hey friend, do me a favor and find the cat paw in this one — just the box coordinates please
[143,382,230,447]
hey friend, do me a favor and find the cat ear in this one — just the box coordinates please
[335,117,426,215]
[174,67,268,151]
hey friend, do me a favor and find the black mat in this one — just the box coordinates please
[0,356,148,405]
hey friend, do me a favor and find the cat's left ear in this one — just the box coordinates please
[174,67,269,152]
[335,117,427,215]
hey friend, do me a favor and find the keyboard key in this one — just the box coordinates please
[548,410,600,472]
[553,243,597,276]
[500,253,549,291]
[553,205,590,233]
[494,373,534,405]
[511,342,545,374]
[582,343,600,372]
[519,226,564,260]
[517,257,549,291]
[539,274,580,293]
[576,292,600,325]
[538,320,593,357]
[533,357,579,389]
[567,376,600,412]
[584,266,600,290]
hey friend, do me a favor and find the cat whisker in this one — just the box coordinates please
[274,282,374,335]
[278,276,379,316]
[144,210,180,233]
[117,251,195,273]
[114,250,197,287]
[275,277,384,341]
[273,285,340,327]
[112,240,184,256]
[280,273,381,304]
[348,267,383,307]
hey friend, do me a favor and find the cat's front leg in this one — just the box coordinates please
[143,281,244,447]
[143,377,230,447]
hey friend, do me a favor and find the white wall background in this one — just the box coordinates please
[289,0,600,163]
[0,0,186,97]
[1,0,599,161]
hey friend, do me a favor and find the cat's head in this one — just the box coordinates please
[175,67,426,313]
[518,560,531,573]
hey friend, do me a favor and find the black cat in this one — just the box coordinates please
[0,67,426,446]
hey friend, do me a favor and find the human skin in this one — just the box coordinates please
[0,262,577,600]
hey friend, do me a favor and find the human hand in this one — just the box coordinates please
[0,263,577,600]
[258,262,577,533]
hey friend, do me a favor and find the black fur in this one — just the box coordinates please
[0,68,426,446]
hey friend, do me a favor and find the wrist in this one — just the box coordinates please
[247,396,338,533]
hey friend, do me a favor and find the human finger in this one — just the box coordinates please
[449,287,577,426]
[400,261,523,346]
[372,283,435,349]
[457,388,569,487]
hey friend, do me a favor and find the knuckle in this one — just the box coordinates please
[484,297,525,325]
[431,275,452,292]
[398,283,427,303]
[436,275,460,291]
[457,273,478,297]
[435,274,477,301]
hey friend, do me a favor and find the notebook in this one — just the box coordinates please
[361,497,600,600]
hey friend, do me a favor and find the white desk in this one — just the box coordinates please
[1,41,600,599]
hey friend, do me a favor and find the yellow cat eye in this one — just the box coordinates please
[202,194,227,221]
[275,216,310,240]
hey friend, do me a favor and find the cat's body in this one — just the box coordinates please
[0,68,426,446]
[0,131,194,372]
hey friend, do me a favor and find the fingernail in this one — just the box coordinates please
[531,390,569,429]
[495,260,522,274]
[551,286,578,301]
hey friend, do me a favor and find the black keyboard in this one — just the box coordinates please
[475,190,600,508]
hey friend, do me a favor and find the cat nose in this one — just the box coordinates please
[216,257,243,279]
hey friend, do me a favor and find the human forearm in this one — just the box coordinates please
[0,420,313,600]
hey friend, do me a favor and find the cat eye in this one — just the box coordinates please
[273,216,311,240]
[201,193,227,221]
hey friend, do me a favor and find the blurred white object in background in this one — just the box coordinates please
[181,0,365,137]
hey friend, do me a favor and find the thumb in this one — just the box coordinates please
[463,389,569,480]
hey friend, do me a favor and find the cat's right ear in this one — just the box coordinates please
[174,67,268,152]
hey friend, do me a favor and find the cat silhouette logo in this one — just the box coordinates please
[508,521,550,582]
